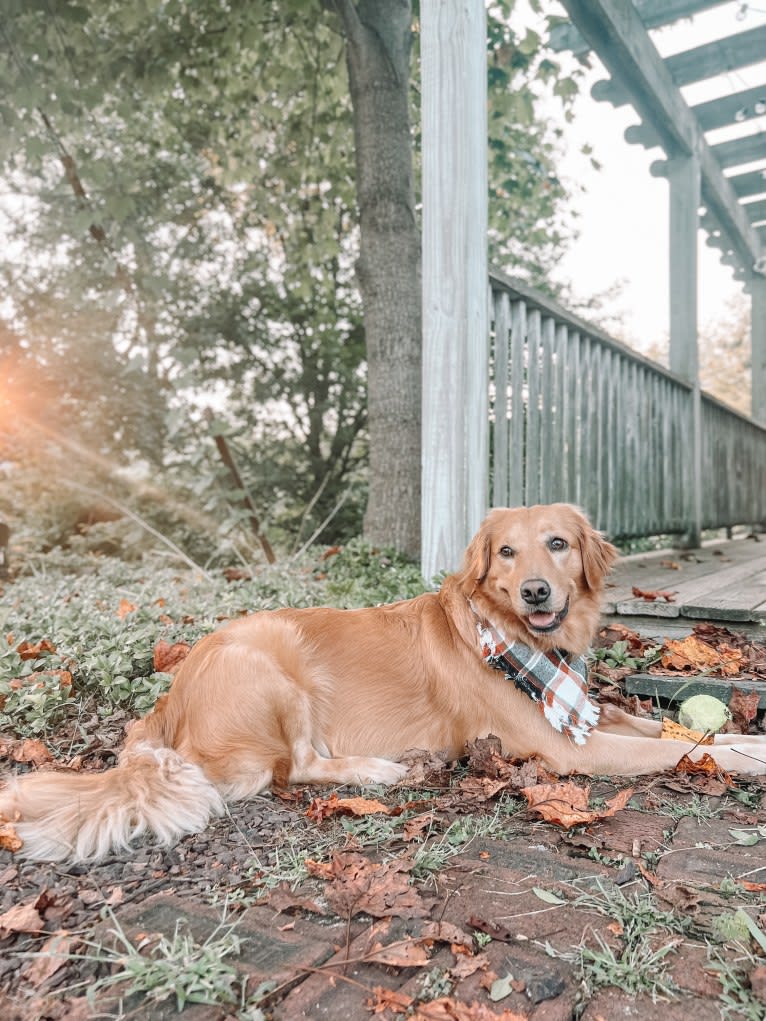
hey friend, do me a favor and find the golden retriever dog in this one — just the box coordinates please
[2,503,764,862]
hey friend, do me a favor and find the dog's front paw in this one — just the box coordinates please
[357,757,409,785]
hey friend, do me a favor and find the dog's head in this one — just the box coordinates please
[455,503,618,655]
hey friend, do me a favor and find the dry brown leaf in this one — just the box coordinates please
[0,821,23,853]
[152,639,191,674]
[675,753,732,784]
[366,938,431,967]
[660,635,743,676]
[117,599,138,619]
[728,687,761,731]
[305,793,391,822]
[414,997,527,1020]
[368,986,415,1015]
[631,586,677,602]
[323,852,427,919]
[0,899,44,937]
[521,781,633,829]
[661,717,713,745]
[16,638,56,660]
[20,931,77,986]
[420,920,476,952]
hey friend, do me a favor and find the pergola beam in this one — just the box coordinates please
[710,133,766,171]
[728,168,766,200]
[592,25,766,109]
[743,198,766,225]
[559,0,763,275]
[549,0,727,57]
[691,85,766,132]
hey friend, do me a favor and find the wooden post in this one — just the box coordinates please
[420,0,488,581]
[668,154,702,547]
[752,272,766,427]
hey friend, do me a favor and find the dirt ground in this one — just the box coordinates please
[1,748,765,1021]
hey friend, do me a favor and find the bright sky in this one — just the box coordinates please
[542,0,766,353]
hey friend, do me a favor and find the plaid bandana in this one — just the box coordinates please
[471,607,599,745]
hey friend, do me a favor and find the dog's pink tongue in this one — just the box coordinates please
[528,611,556,629]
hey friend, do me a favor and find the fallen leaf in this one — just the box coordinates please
[660,636,743,676]
[152,639,191,674]
[660,560,681,570]
[420,920,476,952]
[632,586,677,602]
[521,782,633,829]
[0,899,44,937]
[366,938,431,967]
[728,687,761,732]
[20,931,77,986]
[413,997,526,1020]
[0,822,22,852]
[306,793,391,822]
[675,753,732,784]
[368,986,414,1015]
[661,717,713,745]
[16,638,56,660]
[531,886,566,905]
[323,852,428,919]
[117,599,138,619]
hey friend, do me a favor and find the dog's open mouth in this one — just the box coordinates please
[525,597,570,633]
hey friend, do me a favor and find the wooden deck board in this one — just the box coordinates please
[604,537,766,623]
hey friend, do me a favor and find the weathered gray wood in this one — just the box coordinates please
[526,309,542,506]
[625,674,766,709]
[420,0,488,580]
[540,317,555,502]
[668,155,702,547]
[727,169,766,201]
[752,275,766,427]
[665,25,766,89]
[742,197,766,224]
[492,290,511,507]
[711,136,766,173]
[509,300,526,506]
[691,86,766,133]
[549,0,727,57]
[559,0,763,277]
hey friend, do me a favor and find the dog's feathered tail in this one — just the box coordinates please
[0,739,225,862]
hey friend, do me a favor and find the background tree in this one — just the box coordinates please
[0,0,581,559]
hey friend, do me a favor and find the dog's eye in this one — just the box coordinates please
[549,537,568,552]
[498,545,514,558]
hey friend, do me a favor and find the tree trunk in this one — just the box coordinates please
[334,0,422,559]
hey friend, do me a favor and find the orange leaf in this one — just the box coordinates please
[661,717,713,745]
[16,638,56,660]
[728,687,760,730]
[632,586,676,602]
[675,753,732,784]
[0,899,44,937]
[152,639,191,674]
[368,987,414,1015]
[660,636,743,676]
[366,938,431,967]
[0,822,22,853]
[306,793,391,822]
[117,599,138,619]
[522,781,633,829]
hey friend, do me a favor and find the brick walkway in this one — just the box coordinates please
[94,779,766,1020]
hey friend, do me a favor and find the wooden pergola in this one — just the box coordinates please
[420,0,766,579]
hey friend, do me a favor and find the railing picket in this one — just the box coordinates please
[482,273,766,540]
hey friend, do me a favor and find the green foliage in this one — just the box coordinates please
[592,639,662,671]
[0,534,428,741]
[78,908,246,1013]
[322,537,427,607]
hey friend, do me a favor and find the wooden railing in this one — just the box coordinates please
[488,268,766,541]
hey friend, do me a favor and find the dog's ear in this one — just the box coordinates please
[575,511,619,590]
[456,526,492,591]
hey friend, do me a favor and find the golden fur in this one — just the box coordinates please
[1,503,764,861]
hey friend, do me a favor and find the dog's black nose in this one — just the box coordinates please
[520,578,551,605]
